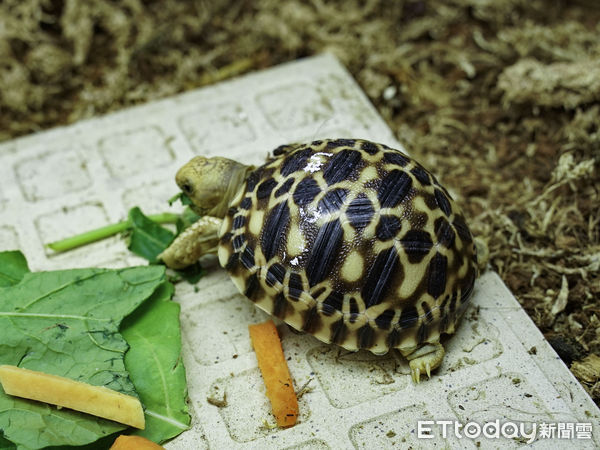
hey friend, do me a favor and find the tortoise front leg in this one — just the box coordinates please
[402,343,445,383]
[159,216,222,269]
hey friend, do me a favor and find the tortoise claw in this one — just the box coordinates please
[412,367,421,383]
[406,343,445,383]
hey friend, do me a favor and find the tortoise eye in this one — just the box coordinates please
[181,182,193,195]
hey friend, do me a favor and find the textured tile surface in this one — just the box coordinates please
[0,54,598,449]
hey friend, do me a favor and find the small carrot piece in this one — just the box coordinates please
[110,435,164,449]
[248,320,299,427]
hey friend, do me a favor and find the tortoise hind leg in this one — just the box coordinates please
[403,343,445,383]
[159,216,222,269]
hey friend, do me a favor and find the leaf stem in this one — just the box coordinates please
[46,213,180,252]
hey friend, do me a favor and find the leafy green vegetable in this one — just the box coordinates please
[46,213,179,253]
[0,257,165,449]
[0,250,29,287]
[46,202,207,288]
[0,435,15,450]
[121,282,190,442]
[168,192,193,207]
[126,207,203,284]
[46,205,204,279]
[170,262,204,284]
[168,192,182,205]
[175,207,202,235]
[128,207,176,263]
[0,251,191,447]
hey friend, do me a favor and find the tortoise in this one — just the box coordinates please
[160,138,477,382]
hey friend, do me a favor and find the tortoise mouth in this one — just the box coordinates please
[172,192,207,216]
[189,204,209,216]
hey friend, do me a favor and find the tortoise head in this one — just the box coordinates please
[175,156,252,218]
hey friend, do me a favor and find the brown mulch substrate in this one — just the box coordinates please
[1,0,599,402]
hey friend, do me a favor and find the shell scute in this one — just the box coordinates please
[382,151,409,167]
[306,219,344,287]
[293,177,321,206]
[265,263,286,287]
[280,147,313,176]
[260,201,290,261]
[400,229,433,263]
[346,194,375,229]
[322,149,363,185]
[361,246,400,308]
[256,178,278,200]
[378,169,412,208]
[240,246,255,269]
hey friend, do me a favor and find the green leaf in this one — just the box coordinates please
[167,192,182,206]
[0,265,166,449]
[121,282,191,443]
[172,262,204,284]
[172,193,193,207]
[128,207,175,263]
[180,194,193,206]
[175,207,201,236]
[0,251,30,287]
[127,207,205,284]
[0,434,15,450]
[46,213,179,253]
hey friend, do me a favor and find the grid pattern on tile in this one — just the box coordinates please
[0,54,598,449]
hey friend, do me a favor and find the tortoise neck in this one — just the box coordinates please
[209,160,253,218]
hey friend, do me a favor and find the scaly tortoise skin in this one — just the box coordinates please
[161,139,478,381]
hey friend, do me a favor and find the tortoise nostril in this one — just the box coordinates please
[181,182,193,195]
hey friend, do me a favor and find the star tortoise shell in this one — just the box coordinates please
[217,138,477,355]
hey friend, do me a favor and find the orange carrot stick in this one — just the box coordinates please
[110,435,164,449]
[248,320,299,427]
